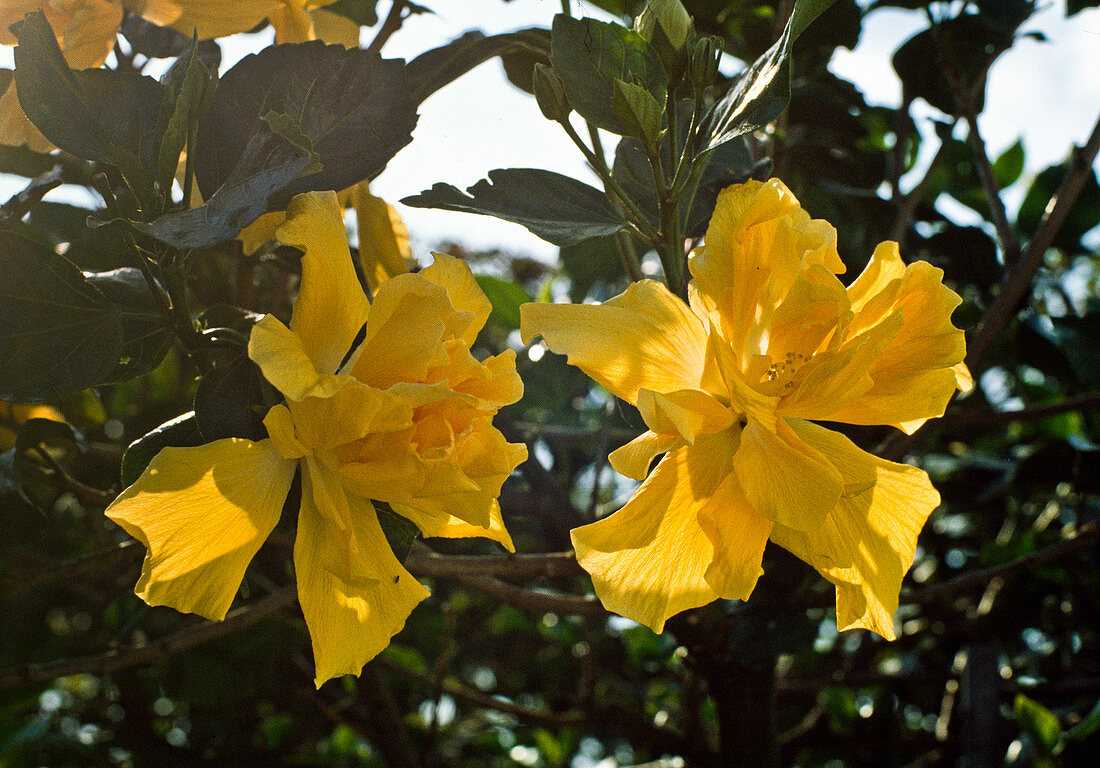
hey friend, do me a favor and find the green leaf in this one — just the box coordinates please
[550,14,666,135]
[1014,693,1063,756]
[474,275,533,331]
[891,13,1013,117]
[703,0,838,150]
[323,0,380,26]
[195,41,417,208]
[0,231,122,401]
[193,353,267,443]
[134,129,313,249]
[12,12,164,210]
[993,139,1025,188]
[407,29,550,103]
[1066,698,1100,742]
[559,232,632,302]
[83,268,173,383]
[120,412,204,488]
[401,168,628,246]
[156,38,218,202]
[11,417,80,506]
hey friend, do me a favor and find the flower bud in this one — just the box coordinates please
[532,63,570,122]
[635,0,694,80]
[690,36,722,91]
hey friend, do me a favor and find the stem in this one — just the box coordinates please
[559,117,663,242]
[367,0,408,54]
[613,231,644,282]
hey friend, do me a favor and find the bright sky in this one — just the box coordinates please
[2,1,1098,260]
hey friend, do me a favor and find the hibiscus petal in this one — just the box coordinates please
[249,315,348,401]
[572,432,741,633]
[697,473,773,601]
[351,182,412,291]
[732,417,843,531]
[276,191,370,377]
[769,420,939,640]
[609,431,680,480]
[138,0,278,40]
[105,439,295,620]
[636,388,735,443]
[295,492,429,686]
[689,179,843,362]
[350,274,452,388]
[520,280,709,405]
[395,500,516,553]
[419,253,493,346]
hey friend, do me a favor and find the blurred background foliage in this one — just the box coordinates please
[1,1,1099,767]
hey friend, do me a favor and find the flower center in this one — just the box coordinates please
[763,350,810,393]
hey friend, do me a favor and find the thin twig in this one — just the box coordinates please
[940,391,1100,430]
[449,574,607,618]
[405,542,585,579]
[366,0,408,54]
[16,456,116,509]
[961,108,1021,267]
[888,130,954,243]
[0,586,297,691]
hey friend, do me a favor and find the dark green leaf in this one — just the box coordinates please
[1066,699,1100,742]
[402,169,627,246]
[993,139,1025,188]
[195,41,417,207]
[1014,693,1063,755]
[84,268,173,383]
[194,353,267,443]
[0,231,122,401]
[558,232,631,302]
[474,275,532,331]
[550,15,666,135]
[703,0,838,150]
[156,38,218,201]
[1028,311,1100,387]
[134,129,313,249]
[407,29,550,103]
[1017,162,1100,255]
[120,411,204,488]
[501,28,553,94]
[891,14,1013,116]
[120,14,222,66]
[13,12,164,204]
[11,417,80,505]
[324,0,380,26]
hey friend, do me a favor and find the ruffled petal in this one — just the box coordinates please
[395,500,515,553]
[824,247,968,429]
[689,179,843,363]
[349,273,452,389]
[697,473,773,602]
[609,431,680,480]
[295,492,429,686]
[282,382,413,451]
[276,191,370,377]
[732,417,843,531]
[419,253,492,347]
[769,420,939,640]
[571,431,742,632]
[520,280,709,405]
[105,439,295,620]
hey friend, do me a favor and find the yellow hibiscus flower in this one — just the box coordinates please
[106,190,527,685]
[520,178,972,639]
[0,0,345,150]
